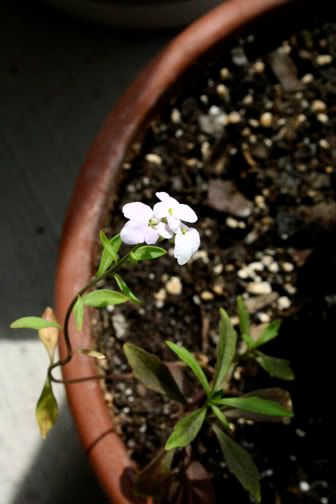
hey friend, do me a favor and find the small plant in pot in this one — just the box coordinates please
[12,192,294,503]
[11,0,336,502]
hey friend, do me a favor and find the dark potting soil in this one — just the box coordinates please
[94,18,336,504]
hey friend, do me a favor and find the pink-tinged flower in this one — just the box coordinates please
[154,192,198,232]
[120,202,173,245]
[174,225,200,265]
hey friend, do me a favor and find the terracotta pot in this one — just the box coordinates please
[55,0,302,502]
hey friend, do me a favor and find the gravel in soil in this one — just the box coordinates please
[94,18,336,504]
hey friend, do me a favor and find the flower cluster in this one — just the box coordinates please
[120,192,200,265]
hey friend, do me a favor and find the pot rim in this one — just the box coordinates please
[55,0,292,502]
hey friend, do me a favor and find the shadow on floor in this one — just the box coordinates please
[11,404,108,504]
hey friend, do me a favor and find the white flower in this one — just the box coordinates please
[120,202,173,245]
[174,225,200,266]
[153,192,197,232]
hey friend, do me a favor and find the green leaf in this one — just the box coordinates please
[165,407,207,450]
[35,378,59,439]
[10,316,61,330]
[256,351,294,380]
[211,308,237,392]
[96,233,122,276]
[131,245,166,262]
[135,448,175,498]
[237,297,254,348]
[124,343,185,404]
[217,396,293,417]
[254,320,281,348]
[222,388,293,423]
[73,296,85,330]
[211,405,231,430]
[78,348,106,360]
[166,341,210,395]
[83,289,129,308]
[213,425,261,503]
[113,273,140,304]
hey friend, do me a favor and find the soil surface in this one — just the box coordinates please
[94,18,336,504]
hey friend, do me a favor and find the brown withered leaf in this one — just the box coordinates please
[207,179,253,217]
[39,307,59,363]
[269,49,302,91]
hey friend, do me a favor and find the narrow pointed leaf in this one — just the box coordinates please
[78,348,106,360]
[83,289,129,308]
[165,407,207,450]
[254,320,281,348]
[11,316,61,330]
[73,296,85,330]
[96,233,122,276]
[131,246,166,262]
[166,341,210,395]
[113,273,140,304]
[124,343,185,404]
[256,352,294,380]
[211,405,231,430]
[237,297,254,348]
[135,448,175,498]
[212,308,237,392]
[223,388,293,422]
[38,307,60,363]
[217,396,293,417]
[212,425,261,503]
[35,378,59,439]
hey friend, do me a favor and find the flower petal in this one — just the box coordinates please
[156,192,180,211]
[167,215,181,233]
[174,228,200,265]
[122,202,153,221]
[157,222,174,239]
[175,204,198,223]
[120,220,147,245]
[153,201,169,219]
[145,227,160,245]
[155,192,170,202]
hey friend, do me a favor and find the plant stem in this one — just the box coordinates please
[48,249,134,384]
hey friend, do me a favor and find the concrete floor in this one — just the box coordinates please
[0,3,171,502]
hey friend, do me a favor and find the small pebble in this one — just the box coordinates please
[243,94,254,105]
[191,250,209,264]
[282,261,294,272]
[268,262,279,273]
[165,276,182,295]
[228,111,241,124]
[296,428,306,438]
[302,73,313,84]
[201,291,214,301]
[226,216,239,228]
[260,112,273,127]
[284,283,296,295]
[278,296,291,310]
[171,108,181,123]
[261,255,274,267]
[299,481,310,492]
[214,264,224,275]
[145,153,162,165]
[253,60,265,73]
[258,312,270,323]
[220,67,231,80]
[316,54,332,65]
[317,113,329,124]
[216,84,229,99]
[319,139,330,149]
[213,282,224,295]
[193,295,201,305]
[312,99,326,112]
[247,281,272,295]
[154,288,167,302]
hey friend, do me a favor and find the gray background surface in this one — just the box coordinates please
[0,2,171,502]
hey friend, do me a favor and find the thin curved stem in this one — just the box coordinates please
[48,249,133,384]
